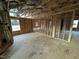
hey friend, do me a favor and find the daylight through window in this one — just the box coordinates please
[11,19,21,31]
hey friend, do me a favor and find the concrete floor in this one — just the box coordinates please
[72,31,79,40]
[1,32,79,59]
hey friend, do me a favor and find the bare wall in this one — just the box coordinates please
[10,17,33,36]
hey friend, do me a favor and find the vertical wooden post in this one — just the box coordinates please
[42,20,44,33]
[0,32,2,48]
[52,17,55,38]
[39,20,41,32]
[43,20,45,34]
[47,20,49,35]
[50,20,52,37]
[41,20,42,33]
[57,15,61,38]
[68,10,75,43]
[46,19,48,35]
[48,20,50,35]
[50,20,53,37]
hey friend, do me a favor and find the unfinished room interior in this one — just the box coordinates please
[0,0,79,59]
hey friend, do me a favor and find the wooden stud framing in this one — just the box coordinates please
[37,8,78,43]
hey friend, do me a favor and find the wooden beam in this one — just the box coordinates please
[51,8,79,16]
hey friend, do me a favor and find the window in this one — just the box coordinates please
[11,19,21,31]
[73,20,79,28]
[9,12,17,16]
[9,9,18,16]
[35,22,39,27]
[33,22,40,31]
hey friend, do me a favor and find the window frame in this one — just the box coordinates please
[11,19,21,32]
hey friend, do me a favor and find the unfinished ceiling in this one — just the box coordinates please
[5,0,79,19]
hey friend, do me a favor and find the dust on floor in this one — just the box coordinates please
[2,32,79,59]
